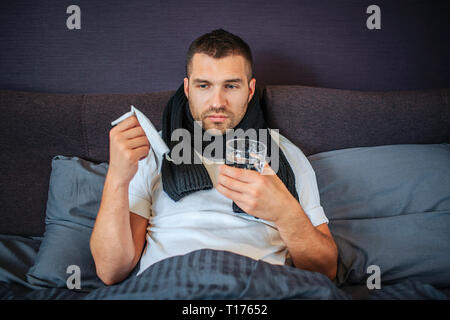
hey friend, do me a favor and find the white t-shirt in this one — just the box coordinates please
[129,131,329,276]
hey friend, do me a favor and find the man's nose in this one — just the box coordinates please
[210,88,226,108]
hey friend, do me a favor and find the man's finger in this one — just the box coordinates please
[219,164,259,183]
[123,126,146,139]
[261,161,276,176]
[115,116,140,132]
[135,145,150,161]
[216,182,244,202]
[217,173,248,193]
[127,136,150,149]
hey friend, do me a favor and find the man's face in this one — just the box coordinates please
[184,53,256,135]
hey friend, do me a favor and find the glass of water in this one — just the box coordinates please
[225,138,267,173]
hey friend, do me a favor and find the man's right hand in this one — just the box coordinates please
[108,115,151,186]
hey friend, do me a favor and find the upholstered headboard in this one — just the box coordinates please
[1,86,449,236]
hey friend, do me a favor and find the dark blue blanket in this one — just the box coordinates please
[1,248,448,300]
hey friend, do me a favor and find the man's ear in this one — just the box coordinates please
[184,77,189,99]
[247,78,256,103]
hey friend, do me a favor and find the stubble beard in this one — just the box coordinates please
[189,99,249,136]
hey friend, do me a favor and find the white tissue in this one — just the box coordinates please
[111,105,170,165]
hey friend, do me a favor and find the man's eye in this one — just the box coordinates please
[199,84,209,89]
[226,84,237,89]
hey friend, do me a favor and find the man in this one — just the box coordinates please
[90,29,338,286]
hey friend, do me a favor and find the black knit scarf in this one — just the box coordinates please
[161,84,299,214]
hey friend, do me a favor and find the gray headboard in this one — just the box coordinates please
[1,86,449,236]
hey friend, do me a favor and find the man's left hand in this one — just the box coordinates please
[216,163,300,223]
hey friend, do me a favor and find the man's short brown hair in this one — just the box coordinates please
[186,29,254,80]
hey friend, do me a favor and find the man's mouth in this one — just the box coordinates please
[207,115,228,122]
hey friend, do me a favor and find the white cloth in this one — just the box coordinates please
[111,105,170,169]
[128,129,329,276]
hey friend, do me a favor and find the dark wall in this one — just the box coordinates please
[0,0,449,93]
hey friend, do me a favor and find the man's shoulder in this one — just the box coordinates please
[270,129,304,157]
[270,129,314,175]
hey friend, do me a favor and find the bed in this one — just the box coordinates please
[1,85,449,299]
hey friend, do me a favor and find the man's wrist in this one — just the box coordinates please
[105,170,130,190]
[274,201,304,229]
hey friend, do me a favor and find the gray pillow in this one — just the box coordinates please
[308,143,450,288]
[26,156,108,290]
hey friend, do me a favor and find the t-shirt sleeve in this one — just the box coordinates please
[128,149,158,220]
[297,170,329,226]
[277,133,329,227]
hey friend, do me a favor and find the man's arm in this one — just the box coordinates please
[216,163,338,281]
[90,116,150,285]
[275,206,337,280]
[90,175,148,285]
